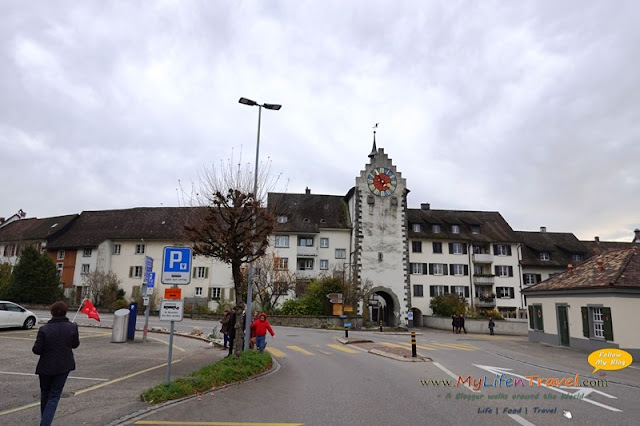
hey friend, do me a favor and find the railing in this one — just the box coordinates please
[474,297,496,308]
[297,246,317,257]
[473,275,495,284]
[472,253,493,263]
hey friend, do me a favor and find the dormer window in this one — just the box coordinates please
[471,225,480,234]
[451,224,460,234]
[412,223,421,232]
[540,252,550,261]
[432,224,441,233]
[277,215,288,223]
[571,253,584,262]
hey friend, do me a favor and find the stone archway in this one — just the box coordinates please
[366,286,401,327]
[411,307,423,327]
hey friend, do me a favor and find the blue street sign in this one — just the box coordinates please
[161,246,192,285]
[144,256,154,283]
[344,322,352,327]
[147,272,156,289]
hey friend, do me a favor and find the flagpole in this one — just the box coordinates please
[72,298,87,323]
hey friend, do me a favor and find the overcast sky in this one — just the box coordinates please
[2,1,639,242]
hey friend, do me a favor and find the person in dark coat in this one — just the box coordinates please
[459,315,467,334]
[226,309,237,357]
[451,314,457,333]
[488,316,496,335]
[220,310,230,350]
[32,301,80,426]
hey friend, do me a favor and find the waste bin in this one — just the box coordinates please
[111,309,129,343]
[127,302,138,340]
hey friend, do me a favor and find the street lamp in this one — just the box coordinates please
[238,96,281,351]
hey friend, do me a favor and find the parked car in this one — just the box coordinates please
[0,301,38,329]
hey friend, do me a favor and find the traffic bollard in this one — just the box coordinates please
[411,331,417,358]
[379,320,383,332]
[344,325,349,338]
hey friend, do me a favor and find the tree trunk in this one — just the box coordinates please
[231,260,245,358]
[233,305,243,358]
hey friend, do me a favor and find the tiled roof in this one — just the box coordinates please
[522,247,640,292]
[516,231,587,267]
[46,207,206,249]
[407,209,518,243]
[267,192,350,233]
[0,215,77,243]
[581,240,639,257]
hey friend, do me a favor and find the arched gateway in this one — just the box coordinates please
[366,287,401,327]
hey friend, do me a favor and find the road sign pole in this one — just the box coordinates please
[166,283,177,385]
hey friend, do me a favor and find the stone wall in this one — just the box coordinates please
[187,313,363,329]
[423,315,528,335]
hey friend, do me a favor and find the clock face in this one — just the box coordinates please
[367,167,397,197]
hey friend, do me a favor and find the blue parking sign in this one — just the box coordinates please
[161,247,192,285]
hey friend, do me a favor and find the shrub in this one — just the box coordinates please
[429,293,467,317]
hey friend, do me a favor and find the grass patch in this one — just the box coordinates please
[141,351,272,404]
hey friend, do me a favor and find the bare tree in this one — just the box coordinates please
[81,270,122,307]
[183,154,284,357]
[252,253,297,314]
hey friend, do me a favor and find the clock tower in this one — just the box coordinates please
[348,134,410,327]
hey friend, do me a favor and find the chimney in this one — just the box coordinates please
[594,236,600,242]
[596,257,604,272]
[568,264,573,275]
[421,203,430,210]
[633,229,640,243]
[540,226,547,233]
[305,187,311,195]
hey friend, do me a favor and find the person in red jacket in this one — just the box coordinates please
[250,312,275,353]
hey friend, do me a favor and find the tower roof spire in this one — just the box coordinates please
[368,122,378,158]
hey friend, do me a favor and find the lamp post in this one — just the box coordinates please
[238,96,281,351]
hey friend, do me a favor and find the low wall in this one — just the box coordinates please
[423,316,528,335]
[182,313,363,329]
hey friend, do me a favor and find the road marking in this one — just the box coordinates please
[74,359,182,396]
[430,342,476,351]
[265,347,287,358]
[135,421,304,425]
[432,362,480,393]
[509,414,536,426]
[318,350,332,355]
[391,341,440,351]
[286,345,314,355]
[0,336,38,341]
[0,402,39,416]
[474,364,622,412]
[146,335,186,352]
[327,344,359,354]
[0,371,108,381]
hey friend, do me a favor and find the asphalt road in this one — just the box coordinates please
[3,311,639,426]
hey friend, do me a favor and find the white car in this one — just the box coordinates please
[0,301,38,329]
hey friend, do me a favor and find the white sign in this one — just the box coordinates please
[407,311,414,321]
[161,247,192,285]
[159,300,184,322]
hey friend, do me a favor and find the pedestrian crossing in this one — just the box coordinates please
[265,340,477,358]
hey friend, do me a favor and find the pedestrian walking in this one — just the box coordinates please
[451,314,457,334]
[459,315,467,334]
[220,310,231,350]
[226,309,237,357]
[32,301,80,426]
[250,312,275,354]
[488,316,495,335]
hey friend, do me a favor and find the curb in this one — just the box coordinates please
[337,337,373,344]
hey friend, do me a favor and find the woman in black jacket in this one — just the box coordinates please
[33,301,80,426]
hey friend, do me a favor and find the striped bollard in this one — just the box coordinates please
[379,320,383,332]
[411,331,417,358]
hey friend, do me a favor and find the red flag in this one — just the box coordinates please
[81,299,101,322]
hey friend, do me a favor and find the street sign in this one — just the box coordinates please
[164,288,182,299]
[144,256,154,283]
[143,296,150,306]
[330,298,343,304]
[344,322,352,327]
[159,300,184,322]
[147,272,156,289]
[161,247,192,285]
[407,311,414,321]
[326,293,343,299]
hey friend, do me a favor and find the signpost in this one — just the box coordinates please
[161,247,191,385]
[142,258,154,343]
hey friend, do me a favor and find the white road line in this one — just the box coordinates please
[508,414,536,426]
[432,362,480,393]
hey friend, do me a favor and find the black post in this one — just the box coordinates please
[344,325,349,338]
[379,320,383,332]
[411,331,417,358]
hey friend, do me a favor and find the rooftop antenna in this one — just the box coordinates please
[368,122,379,158]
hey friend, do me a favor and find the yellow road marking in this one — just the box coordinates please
[135,422,304,425]
[80,332,113,339]
[146,335,186,352]
[327,344,359,354]
[0,402,39,416]
[429,342,476,351]
[318,350,332,355]
[265,347,287,358]
[0,336,37,341]
[74,359,182,396]
[392,342,439,351]
[286,345,314,355]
